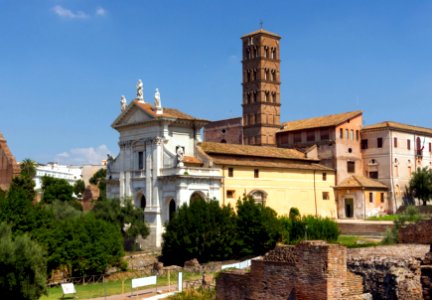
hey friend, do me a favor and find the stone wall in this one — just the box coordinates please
[399,219,432,244]
[0,132,19,191]
[203,117,242,144]
[216,241,369,300]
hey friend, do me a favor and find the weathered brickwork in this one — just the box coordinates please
[216,241,370,300]
[399,219,432,244]
[203,117,242,144]
[0,132,19,191]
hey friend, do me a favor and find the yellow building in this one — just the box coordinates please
[198,142,337,218]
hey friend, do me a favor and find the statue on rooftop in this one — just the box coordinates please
[136,79,144,100]
[154,88,161,108]
[120,95,127,111]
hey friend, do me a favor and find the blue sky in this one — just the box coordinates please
[1,1,431,164]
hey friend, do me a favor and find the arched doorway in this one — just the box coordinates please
[169,199,176,220]
[190,191,206,204]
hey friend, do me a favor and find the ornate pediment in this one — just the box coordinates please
[112,101,156,129]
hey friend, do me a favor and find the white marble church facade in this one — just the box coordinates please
[107,81,221,248]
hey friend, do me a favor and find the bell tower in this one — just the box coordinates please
[241,29,281,146]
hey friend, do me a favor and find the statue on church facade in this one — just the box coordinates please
[136,79,144,101]
[120,95,127,111]
[154,88,161,108]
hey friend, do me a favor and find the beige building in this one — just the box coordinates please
[198,142,337,218]
[361,121,432,211]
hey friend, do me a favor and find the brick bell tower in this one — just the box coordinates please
[241,28,281,146]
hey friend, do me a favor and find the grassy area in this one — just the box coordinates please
[366,214,400,221]
[336,235,382,248]
[167,288,216,300]
[40,272,202,300]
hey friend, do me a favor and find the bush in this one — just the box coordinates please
[235,197,281,256]
[161,199,237,266]
[0,223,47,300]
[383,205,421,244]
[279,209,339,244]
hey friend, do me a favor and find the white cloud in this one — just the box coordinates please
[55,145,112,165]
[95,7,107,16]
[52,5,89,19]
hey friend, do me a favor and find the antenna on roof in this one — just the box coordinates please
[259,20,264,29]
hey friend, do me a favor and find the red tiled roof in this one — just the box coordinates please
[279,111,362,132]
[335,175,388,190]
[363,121,432,136]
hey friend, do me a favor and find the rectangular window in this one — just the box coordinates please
[293,132,302,143]
[226,190,235,198]
[429,142,431,152]
[228,167,234,177]
[369,192,373,203]
[320,129,329,141]
[347,161,355,173]
[322,192,330,200]
[394,137,398,148]
[350,129,354,140]
[339,128,343,139]
[345,129,349,139]
[380,192,384,203]
[407,139,411,150]
[306,130,315,142]
[369,171,378,179]
[356,130,359,141]
[138,151,144,169]
[254,169,259,178]
[377,138,383,148]
[361,139,368,149]
[322,172,327,181]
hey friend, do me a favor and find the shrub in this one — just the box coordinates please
[235,196,281,257]
[383,205,421,244]
[161,199,237,266]
[0,223,47,300]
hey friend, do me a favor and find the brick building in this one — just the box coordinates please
[0,132,19,191]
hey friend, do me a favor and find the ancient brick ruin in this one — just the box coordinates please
[0,132,19,191]
[216,241,370,300]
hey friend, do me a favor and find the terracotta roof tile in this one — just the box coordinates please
[241,28,281,39]
[363,121,432,136]
[207,155,333,171]
[335,175,388,189]
[182,156,202,165]
[279,111,362,132]
[134,101,207,121]
[199,142,310,160]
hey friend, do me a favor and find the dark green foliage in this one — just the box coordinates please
[289,207,300,220]
[19,158,37,179]
[235,197,281,257]
[9,175,36,201]
[409,167,432,206]
[161,199,237,266]
[92,198,149,244]
[279,209,340,244]
[73,179,85,198]
[42,176,74,203]
[0,223,47,300]
[43,214,125,276]
[90,168,106,199]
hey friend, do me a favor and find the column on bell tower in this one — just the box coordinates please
[241,29,281,146]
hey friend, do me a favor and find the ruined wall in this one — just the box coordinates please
[216,241,369,300]
[0,132,19,191]
[399,219,432,244]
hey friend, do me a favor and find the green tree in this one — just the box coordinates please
[235,196,281,257]
[90,168,106,199]
[0,223,47,300]
[73,179,85,198]
[41,176,74,203]
[161,199,237,266]
[92,198,149,245]
[19,158,37,179]
[409,167,432,206]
